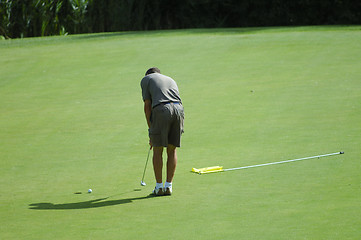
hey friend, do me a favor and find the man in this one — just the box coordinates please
[140,67,184,196]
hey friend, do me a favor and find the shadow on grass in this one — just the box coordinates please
[69,27,283,40]
[29,191,156,210]
[68,25,354,41]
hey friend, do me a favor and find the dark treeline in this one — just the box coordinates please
[1,0,361,39]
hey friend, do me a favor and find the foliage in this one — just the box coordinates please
[0,0,361,38]
[0,0,89,38]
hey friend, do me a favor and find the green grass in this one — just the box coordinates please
[1,26,360,239]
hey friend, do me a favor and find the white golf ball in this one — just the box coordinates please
[88,189,92,193]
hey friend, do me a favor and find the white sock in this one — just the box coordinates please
[165,182,172,189]
[156,182,163,189]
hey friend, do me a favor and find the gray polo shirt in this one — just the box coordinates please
[141,73,182,108]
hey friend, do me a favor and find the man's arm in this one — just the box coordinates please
[144,99,152,129]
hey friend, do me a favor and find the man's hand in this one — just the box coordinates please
[149,139,153,149]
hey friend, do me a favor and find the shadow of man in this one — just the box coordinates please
[29,195,155,210]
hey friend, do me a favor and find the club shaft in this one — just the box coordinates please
[141,147,151,182]
[224,152,344,172]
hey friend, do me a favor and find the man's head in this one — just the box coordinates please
[145,67,161,76]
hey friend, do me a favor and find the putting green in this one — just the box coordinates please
[0,26,360,239]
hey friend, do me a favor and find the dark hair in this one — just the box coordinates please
[145,67,161,76]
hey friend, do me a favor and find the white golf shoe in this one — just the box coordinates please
[164,187,172,196]
[152,187,164,196]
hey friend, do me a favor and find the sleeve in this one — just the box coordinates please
[140,77,151,101]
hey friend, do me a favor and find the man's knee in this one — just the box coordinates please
[167,144,176,155]
[153,147,163,158]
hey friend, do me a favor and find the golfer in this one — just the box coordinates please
[140,67,184,196]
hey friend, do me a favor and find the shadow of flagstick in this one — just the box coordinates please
[29,191,156,210]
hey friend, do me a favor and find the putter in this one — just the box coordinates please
[140,147,152,186]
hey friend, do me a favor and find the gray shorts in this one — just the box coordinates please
[149,102,184,147]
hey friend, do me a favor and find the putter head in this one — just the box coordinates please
[140,181,146,186]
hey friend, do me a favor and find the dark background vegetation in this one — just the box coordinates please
[1,0,361,39]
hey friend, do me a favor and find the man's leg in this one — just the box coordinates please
[166,144,177,183]
[153,146,163,183]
